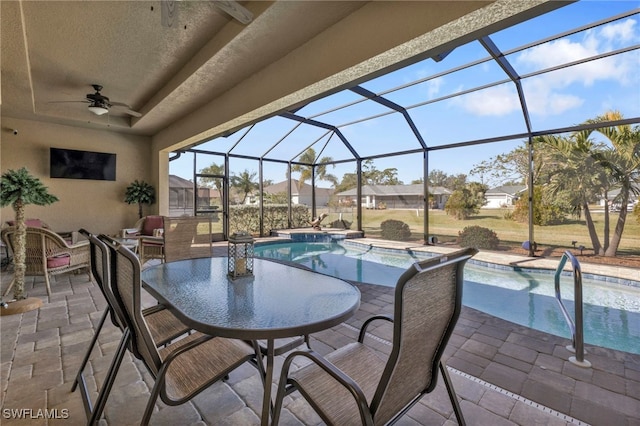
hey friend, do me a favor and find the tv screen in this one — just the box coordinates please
[50,148,116,181]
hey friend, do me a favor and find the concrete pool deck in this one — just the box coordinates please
[0,241,638,425]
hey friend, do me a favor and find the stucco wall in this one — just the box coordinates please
[1,118,153,235]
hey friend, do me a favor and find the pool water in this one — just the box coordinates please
[255,241,640,355]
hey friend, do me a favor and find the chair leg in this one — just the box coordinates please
[141,376,163,426]
[439,362,466,426]
[44,272,52,297]
[71,309,109,392]
[88,329,132,425]
[2,278,15,297]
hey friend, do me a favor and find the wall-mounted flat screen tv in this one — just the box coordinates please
[50,148,116,181]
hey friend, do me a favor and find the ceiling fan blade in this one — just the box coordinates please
[111,101,142,118]
[213,1,252,24]
[48,100,90,104]
[161,0,178,27]
[123,109,142,118]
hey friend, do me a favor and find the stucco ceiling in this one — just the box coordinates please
[0,1,561,140]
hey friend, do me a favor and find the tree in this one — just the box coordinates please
[362,160,402,185]
[427,169,449,187]
[512,186,566,225]
[428,169,467,190]
[291,148,337,187]
[444,188,482,220]
[470,140,551,188]
[0,168,59,300]
[230,170,259,204]
[125,180,156,219]
[199,163,225,193]
[540,111,640,257]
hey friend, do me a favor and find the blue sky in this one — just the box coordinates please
[171,1,639,188]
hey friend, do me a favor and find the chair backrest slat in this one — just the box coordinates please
[80,230,124,331]
[371,248,477,424]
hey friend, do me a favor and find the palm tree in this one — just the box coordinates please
[124,180,156,218]
[0,168,59,300]
[589,111,640,256]
[290,148,337,188]
[199,163,225,193]
[230,170,259,204]
[540,111,640,257]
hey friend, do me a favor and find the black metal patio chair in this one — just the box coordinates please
[272,247,478,426]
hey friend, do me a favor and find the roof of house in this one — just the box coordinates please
[336,184,452,197]
[169,174,195,189]
[169,174,220,197]
[263,180,334,197]
[485,185,527,196]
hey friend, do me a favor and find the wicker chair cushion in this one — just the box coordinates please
[142,216,163,236]
[46,254,71,268]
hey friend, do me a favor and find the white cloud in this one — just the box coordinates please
[599,18,637,44]
[426,77,444,98]
[451,84,521,116]
[510,18,639,116]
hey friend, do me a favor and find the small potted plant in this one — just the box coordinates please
[0,167,59,312]
[125,180,156,218]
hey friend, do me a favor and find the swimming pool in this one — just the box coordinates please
[255,240,640,355]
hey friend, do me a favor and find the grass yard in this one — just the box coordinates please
[340,208,640,261]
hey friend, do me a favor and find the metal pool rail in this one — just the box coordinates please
[554,251,591,368]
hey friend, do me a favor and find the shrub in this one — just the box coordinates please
[229,204,310,235]
[512,186,566,225]
[329,219,352,229]
[380,219,411,241]
[457,225,499,250]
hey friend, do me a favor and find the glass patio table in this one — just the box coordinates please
[140,256,360,425]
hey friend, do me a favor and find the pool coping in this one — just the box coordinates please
[254,235,640,289]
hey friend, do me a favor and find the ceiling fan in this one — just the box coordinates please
[161,0,253,27]
[50,84,142,118]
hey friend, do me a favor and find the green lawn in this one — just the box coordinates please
[326,208,640,257]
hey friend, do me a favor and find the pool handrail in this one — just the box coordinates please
[554,251,591,368]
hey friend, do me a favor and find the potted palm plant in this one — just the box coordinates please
[0,167,58,312]
[124,180,156,218]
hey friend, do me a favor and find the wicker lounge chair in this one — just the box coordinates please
[272,247,478,426]
[1,226,90,297]
[72,231,192,424]
[108,237,255,425]
[121,215,165,265]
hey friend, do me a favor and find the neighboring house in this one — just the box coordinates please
[598,186,639,210]
[260,179,334,206]
[335,184,452,209]
[484,185,527,208]
[169,174,219,216]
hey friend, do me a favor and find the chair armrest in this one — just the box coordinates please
[358,315,393,343]
[67,239,90,249]
[140,236,164,245]
[121,228,141,238]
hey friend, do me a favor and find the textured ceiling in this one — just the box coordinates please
[1,1,366,135]
[1,1,559,140]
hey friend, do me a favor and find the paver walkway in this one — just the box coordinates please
[1,245,639,425]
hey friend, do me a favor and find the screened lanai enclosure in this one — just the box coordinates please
[170,2,640,262]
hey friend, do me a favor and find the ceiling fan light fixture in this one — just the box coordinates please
[88,103,109,116]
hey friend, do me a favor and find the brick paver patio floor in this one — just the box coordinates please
[1,253,639,425]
